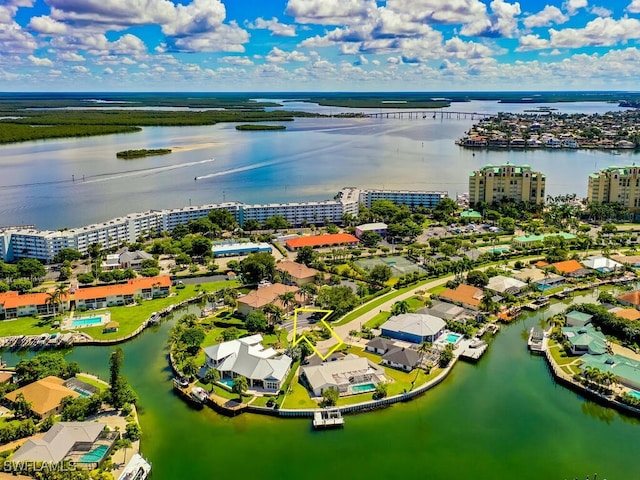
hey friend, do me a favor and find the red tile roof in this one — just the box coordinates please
[276,261,318,279]
[0,291,52,309]
[237,283,300,309]
[551,260,584,274]
[285,233,358,249]
[615,308,640,321]
[440,284,483,307]
[74,276,171,300]
[619,290,640,307]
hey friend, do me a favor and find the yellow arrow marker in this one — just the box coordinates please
[291,308,343,360]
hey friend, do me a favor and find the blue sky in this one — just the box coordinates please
[3,0,640,91]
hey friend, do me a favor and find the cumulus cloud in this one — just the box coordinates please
[549,17,640,48]
[628,0,640,13]
[28,15,67,34]
[285,0,377,25]
[219,56,254,66]
[28,55,54,67]
[72,65,89,73]
[265,47,309,63]
[590,6,612,17]
[523,5,568,28]
[58,51,84,62]
[563,0,588,15]
[245,17,296,37]
[459,0,521,38]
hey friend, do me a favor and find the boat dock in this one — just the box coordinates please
[313,409,344,429]
[528,327,545,353]
[524,297,550,311]
[460,339,488,361]
[117,453,151,480]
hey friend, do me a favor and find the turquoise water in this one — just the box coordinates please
[72,317,102,327]
[218,378,234,388]
[79,444,109,463]
[489,247,510,253]
[629,390,640,400]
[351,383,376,393]
[445,333,462,343]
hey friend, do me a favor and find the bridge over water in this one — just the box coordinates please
[362,110,494,120]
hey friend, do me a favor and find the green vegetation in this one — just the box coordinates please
[0,123,141,144]
[235,124,287,131]
[282,377,318,409]
[75,374,108,392]
[116,148,172,159]
[15,353,80,385]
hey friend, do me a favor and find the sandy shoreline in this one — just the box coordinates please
[171,142,221,152]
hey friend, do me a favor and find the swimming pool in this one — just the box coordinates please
[79,444,109,463]
[351,383,376,393]
[71,317,103,328]
[218,378,234,388]
[629,390,640,400]
[445,333,462,343]
[489,247,510,253]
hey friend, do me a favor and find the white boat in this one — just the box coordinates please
[118,453,151,480]
[190,386,209,404]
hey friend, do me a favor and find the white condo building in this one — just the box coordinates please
[0,187,446,262]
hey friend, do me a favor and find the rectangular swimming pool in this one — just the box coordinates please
[80,444,109,463]
[71,317,103,328]
[445,333,462,343]
[218,378,234,388]
[629,390,640,400]
[351,383,376,393]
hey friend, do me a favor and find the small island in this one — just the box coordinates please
[235,124,286,131]
[116,148,173,159]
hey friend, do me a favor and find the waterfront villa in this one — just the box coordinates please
[203,334,291,392]
[11,421,118,468]
[5,376,80,419]
[512,267,565,291]
[275,261,318,286]
[550,260,591,278]
[381,347,421,372]
[579,353,640,391]
[439,284,483,310]
[561,326,608,356]
[236,283,301,317]
[300,354,386,397]
[0,291,63,320]
[380,313,446,344]
[582,255,623,274]
[419,300,476,322]
[486,275,527,296]
[565,310,594,327]
[617,290,640,310]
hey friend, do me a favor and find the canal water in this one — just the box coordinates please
[2,291,638,479]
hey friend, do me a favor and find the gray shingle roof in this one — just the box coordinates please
[381,313,446,338]
[383,347,420,368]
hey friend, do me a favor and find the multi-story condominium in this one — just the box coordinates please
[0,187,449,262]
[468,163,546,204]
[358,189,448,209]
[587,165,640,211]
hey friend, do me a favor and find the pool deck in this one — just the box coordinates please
[61,310,110,331]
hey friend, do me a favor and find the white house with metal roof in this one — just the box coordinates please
[380,313,446,344]
[203,334,291,392]
[582,255,623,273]
[300,354,386,397]
[486,275,527,295]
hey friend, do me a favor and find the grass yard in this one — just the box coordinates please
[76,374,108,392]
[548,344,580,366]
[363,311,391,330]
[405,296,425,311]
[281,376,318,409]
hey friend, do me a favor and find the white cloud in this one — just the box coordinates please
[590,6,612,17]
[386,0,488,25]
[628,0,640,13]
[488,0,521,37]
[516,34,550,51]
[172,22,249,53]
[28,16,67,34]
[28,55,54,67]
[72,65,89,73]
[285,0,377,25]
[219,56,254,66]
[0,22,38,54]
[246,17,296,37]
[103,67,114,74]
[563,0,588,15]
[549,17,640,48]
[110,34,146,54]
[523,5,568,28]
[58,51,84,62]
[265,47,309,63]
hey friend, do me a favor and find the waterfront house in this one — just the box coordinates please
[550,260,591,278]
[610,307,640,321]
[565,310,593,327]
[203,334,291,392]
[11,421,118,468]
[512,267,565,291]
[382,347,421,372]
[439,284,483,310]
[561,326,608,356]
[73,276,171,310]
[5,376,80,419]
[300,354,386,397]
[579,353,640,391]
[380,313,446,344]
[236,283,300,317]
[365,337,397,355]
[0,291,62,320]
[275,261,318,286]
[582,256,623,274]
[617,290,640,310]
[611,255,640,268]
[486,275,527,296]
[418,301,478,323]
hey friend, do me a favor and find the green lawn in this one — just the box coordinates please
[76,374,108,392]
[251,395,278,407]
[281,376,318,409]
[548,344,579,366]
[363,311,391,330]
[405,296,425,312]
[428,285,447,295]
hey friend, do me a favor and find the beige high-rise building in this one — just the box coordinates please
[468,163,546,205]
[587,164,640,211]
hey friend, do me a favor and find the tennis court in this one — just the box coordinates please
[356,255,423,277]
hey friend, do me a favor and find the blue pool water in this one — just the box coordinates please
[72,317,103,327]
[218,378,234,388]
[351,383,376,393]
[446,333,462,343]
[629,390,640,400]
[80,445,109,463]
[489,247,510,253]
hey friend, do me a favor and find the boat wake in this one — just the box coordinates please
[82,158,215,184]
[195,160,280,180]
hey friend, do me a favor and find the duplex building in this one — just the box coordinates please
[469,163,546,204]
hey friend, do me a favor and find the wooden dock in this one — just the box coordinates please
[460,340,488,361]
[313,409,344,429]
[527,327,545,354]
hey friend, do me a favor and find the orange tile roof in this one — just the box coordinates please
[615,308,640,321]
[535,260,549,267]
[440,284,483,307]
[551,260,584,274]
[285,233,358,249]
[0,372,14,384]
[0,292,50,310]
[74,276,171,300]
[619,290,640,307]
[276,261,318,279]
[237,283,300,309]
[5,376,80,417]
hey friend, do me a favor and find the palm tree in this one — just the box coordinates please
[391,300,410,316]
[204,367,220,392]
[263,303,284,326]
[299,283,317,305]
[46,290,60,318]
[278,291,296,316]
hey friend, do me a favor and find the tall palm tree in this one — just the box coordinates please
[278,291,296,315]
[54,283,69,316]
[46,290,60,318]
[391,300,410,316]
